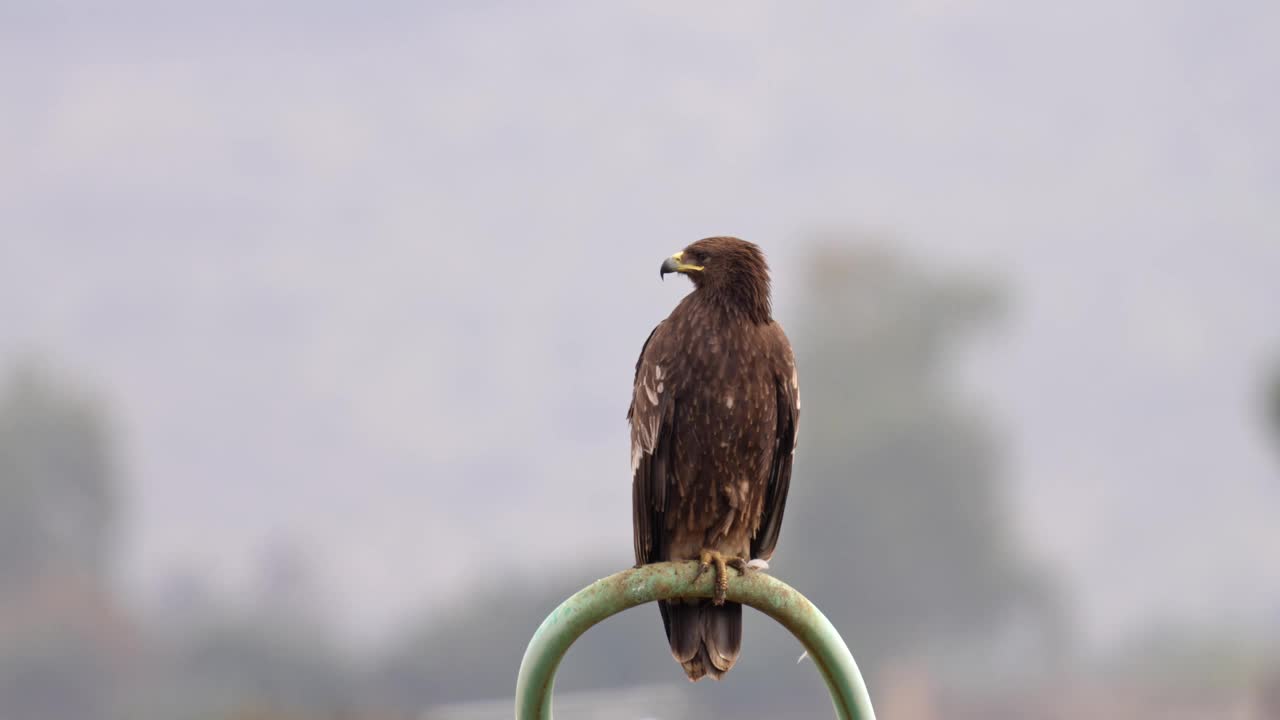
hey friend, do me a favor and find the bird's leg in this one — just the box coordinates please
[693,550,715,582]
[694,550,749,605]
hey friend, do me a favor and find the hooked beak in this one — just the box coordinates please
[659,251,704,280]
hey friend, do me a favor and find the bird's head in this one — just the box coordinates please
[660,236,772,322]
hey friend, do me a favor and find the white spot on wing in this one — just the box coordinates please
[724,394,734,409]
[657,382,664,393]
[645,384,658,406]
[655,365,663,380]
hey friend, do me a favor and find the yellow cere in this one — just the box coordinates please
[671,251,705,273]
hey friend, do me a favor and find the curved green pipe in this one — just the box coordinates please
[514,561,876,720]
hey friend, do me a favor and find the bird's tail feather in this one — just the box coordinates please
[659,599,742,681]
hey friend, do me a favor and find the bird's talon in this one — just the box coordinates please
[713,556,729,604]
[690,551,746,605]
[694,550,714,581]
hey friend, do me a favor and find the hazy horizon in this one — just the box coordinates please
[3,0,1278,661]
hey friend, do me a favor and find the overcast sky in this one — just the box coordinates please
[2,0,1278,648]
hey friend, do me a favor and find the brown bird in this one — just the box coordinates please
[629,237,800,681]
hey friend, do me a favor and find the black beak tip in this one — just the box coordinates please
[659,257,680,279]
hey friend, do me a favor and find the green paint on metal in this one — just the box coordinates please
[514,561,876,720]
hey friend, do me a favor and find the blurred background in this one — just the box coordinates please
[2,1,1279,718]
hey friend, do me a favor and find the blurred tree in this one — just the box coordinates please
[0,362,120,594]
[0,362,129,720]
[377,581,554,711]
[0,362,381,720]
[373,565,639,712]
[779,242,1064,681]
[130,542,363,720]
[135,616,358,720]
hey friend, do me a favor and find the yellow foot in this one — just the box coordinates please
[694,550,748,605]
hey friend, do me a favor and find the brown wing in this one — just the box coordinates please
[750,329,800,561]
[629,322,677,566]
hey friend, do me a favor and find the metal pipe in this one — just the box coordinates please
[514,560,876,720]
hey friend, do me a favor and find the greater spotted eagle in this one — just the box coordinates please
[629,237,800,681]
